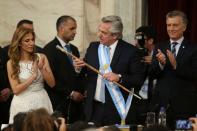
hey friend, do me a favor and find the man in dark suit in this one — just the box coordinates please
[150,10,197,129]
[134,26,157,125]
[0,46,11,124]
[74,15,145,126]
[43,15,85,123]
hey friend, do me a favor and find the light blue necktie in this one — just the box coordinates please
[65,44,73,64]
[106,46,111,61]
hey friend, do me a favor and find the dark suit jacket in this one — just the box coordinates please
[83,39,145,125]
[136,50,156,124]
[43,37,84,122]
[138,49,155,101]
[150,38,197,126]
[0,47,8,95]
[0,47,11,124]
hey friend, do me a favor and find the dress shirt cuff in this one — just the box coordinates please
[75,67,81,73]
[118,74,122,83]
[70,91,74,99]
[159,62,164,70]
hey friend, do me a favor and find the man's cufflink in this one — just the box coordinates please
[118,74,122,83]
[69,91,74,99]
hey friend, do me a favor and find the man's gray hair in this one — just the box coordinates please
[101,15,123,39]
[166,10,188,26]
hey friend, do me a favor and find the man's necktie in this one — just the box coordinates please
[106,46,111,62]
[171,42,178,57]
[65,44,73,64]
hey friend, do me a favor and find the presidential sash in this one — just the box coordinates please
[98,44,134,123]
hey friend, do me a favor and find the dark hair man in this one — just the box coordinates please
[150,10,197,129]
[135,25,157,124]
[43,15,85,123]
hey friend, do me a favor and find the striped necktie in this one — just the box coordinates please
[171,42,178,57]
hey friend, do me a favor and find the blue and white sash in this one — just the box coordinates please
[98,44,134,121]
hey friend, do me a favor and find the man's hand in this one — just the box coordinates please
[0,88,11,102]
[167,49,177,69]
[73,58,86,70]
[189,117,197,131]
[143,55,152,65]
[58,117,67,131]
[71,91,84,102]
[102,72,120,82]
[156,49,166,65]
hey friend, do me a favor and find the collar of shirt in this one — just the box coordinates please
[150,50,154,56]
[56,36,69,47]
[170,36,184,53]
[107,40,118,59]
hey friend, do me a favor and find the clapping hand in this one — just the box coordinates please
[36,53,45,70]
[156,49,166,65]
[166,49,177,69]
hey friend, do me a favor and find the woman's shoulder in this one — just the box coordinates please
[7,59,13,71]
[7,59,12,65]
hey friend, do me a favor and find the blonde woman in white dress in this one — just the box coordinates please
[7,27,55,123]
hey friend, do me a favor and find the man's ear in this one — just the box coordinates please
[58,24,64,34]
[112,33,119,40]
[182,24,187,32]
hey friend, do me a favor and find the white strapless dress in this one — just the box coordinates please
[9,62,53,123]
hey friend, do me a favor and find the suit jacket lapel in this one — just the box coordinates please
[110,40,122,67]
[55,38,74,68]
[94,43,100,70]
[55,37,63,49]
[166,41,171,53]
[176,39,187,62]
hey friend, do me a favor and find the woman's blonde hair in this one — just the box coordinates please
[8,27,36,81]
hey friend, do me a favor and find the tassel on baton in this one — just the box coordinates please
[56,45,141,100]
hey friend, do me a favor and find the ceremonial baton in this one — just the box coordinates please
[56,45,141,100]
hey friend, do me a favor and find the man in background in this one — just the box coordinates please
[0,46,11,125]
[150,10,197,129]
[134,25,157,124]
[43,15,85,123]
